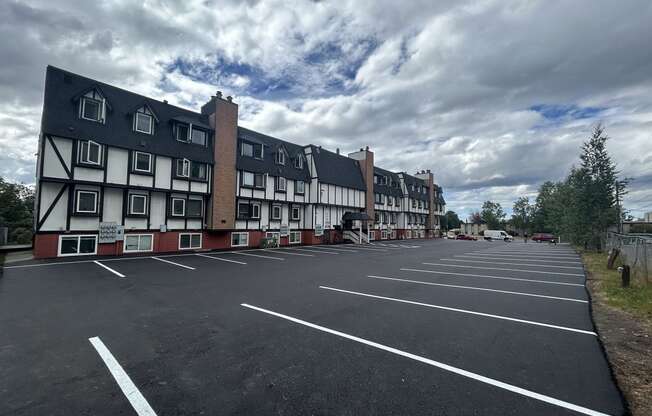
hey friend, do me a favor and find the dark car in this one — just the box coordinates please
[456,234,476,241]
[532,233,556,242]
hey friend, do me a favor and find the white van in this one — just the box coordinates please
[483,230,513,241]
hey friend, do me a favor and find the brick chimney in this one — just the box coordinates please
[415,169,435,235]
[202,92,238,230]
[348,146,374,223]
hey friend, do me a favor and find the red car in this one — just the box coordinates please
[456,234,477,241]
[532,233,556,242]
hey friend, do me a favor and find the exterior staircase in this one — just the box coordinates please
[343,230,370,244]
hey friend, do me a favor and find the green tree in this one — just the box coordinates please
[468,211,483,224]
[0,177,35,244]
[443,211,461,230]
[480,201,505,229]
[511,197,533,235]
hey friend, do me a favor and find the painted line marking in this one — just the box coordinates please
[340,246,387,252]
[320,286,596,336]
[195,254,247,265]
[440,258,584,270]
[423,262,585,277]
[264,249,313,257]
[465,252,580,260]
[230,252,285,261]
[310,246,359,253]
[367,275,587,303]
[456,255,581,265]
[284,247,340,255]
[151,256,195,270]
[94,260,126,278]
[89,337,157,416]
[482,251,579,258]
[400,268,585,287]
[241,304,609,416]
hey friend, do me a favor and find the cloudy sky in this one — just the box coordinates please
[2,0,652,218]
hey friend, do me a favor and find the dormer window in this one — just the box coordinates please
[294,154,303,169]
[175,122,206,146]
[191,128,206,146]
[133,106,155,135]
[241,141,263,159]
[175,123,190,142]
[275,149,286,165]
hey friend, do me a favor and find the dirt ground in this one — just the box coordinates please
[588,279,652,416]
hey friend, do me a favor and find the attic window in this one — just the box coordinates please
[241,141,263,159]
[275,149,286,165]
[134,107,154,134]
[294,154,303,169]
[175,123,190,142]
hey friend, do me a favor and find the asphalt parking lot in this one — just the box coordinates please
[0,239,626,415]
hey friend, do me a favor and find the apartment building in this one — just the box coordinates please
[33,66,444,258]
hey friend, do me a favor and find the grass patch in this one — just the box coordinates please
[581,250,652,323]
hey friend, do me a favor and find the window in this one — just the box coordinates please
[374,193,382,204]
[79,140,102,165]
[275,150,286,165]
[124,234,153,253]
[276,177,287,192]
[271,205,281,220]
[59,235,97,257]
[391,213,397,224]
[295,180,305,194]
[81,97,103,122]
[251,202,261,219]
[242,171,263,188]
[242,171,254,187]
[191,128,206,146]
[171,198,185,216]
[134,112,153,134]
[133,152,152,173]
[237,202,250,219]
[294,155,303,169]
[176,159,190,177]
[187,199,203,217]
[374,175,378,184]
[241,141,263,158]
[129,194,147,215]
[179,233,202,250]
[289,230,301,244]
[412,199,417,208]
[266,231,280,242]
[291,206,301,221]
[374,212,380,222]
[75,190,98,214]
[190,162,207,180]
[254,173,265,188]
[176,124,190,142]
[231,232,249,247]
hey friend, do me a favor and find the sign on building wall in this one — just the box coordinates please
[315,224,324,236]
[280,224,289,236]
[98,222,124,244]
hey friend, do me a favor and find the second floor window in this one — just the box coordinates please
[129,194,148,215]
[276,177,287,192]
[75,190,98,214]
[133,152,152,173]
[295,180,305,194]
[176,159,190,177]
[190,162,207,180]
[79,140,102,165]
[171,198,185,216]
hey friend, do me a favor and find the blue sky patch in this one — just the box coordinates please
[530,104,604,121]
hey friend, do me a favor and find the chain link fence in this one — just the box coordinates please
[606,232,652,285]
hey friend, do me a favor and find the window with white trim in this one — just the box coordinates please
[75,190,98,214]
[80,90,105,123]
[266,231,280,243]
[237,201,250,219]
[251,202,261,219]
[289,230,301,244]
[291,206,301,221]
[275,149,286,165]
[191,128,206,146]
[79,140,102,165]
[179,233,202,249]
[171,198,185,216]
[231,232,249,247]
[276,177,286,192]
[175,123,190,142]
[134,107,154,134]
[133,152,152,173]
[59,235,97,256]
[129,194,148,215]
[242,171,254,187]
[176,159,190,177]
[124,234,153,252]
[295,180,305,194]
[294,155,303,169]
[241,141,263,159]
[271,205,281,220]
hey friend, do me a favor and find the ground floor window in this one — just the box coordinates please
[231,232,249,247]
[124,234,153,253]
[390,230,397,239]
[369,231,375,241]
[289,230,301,244]
[381,230,389,240]
[179,233,202,250]
[59,235,97,256]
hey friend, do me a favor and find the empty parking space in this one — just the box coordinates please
[0,239,624,415]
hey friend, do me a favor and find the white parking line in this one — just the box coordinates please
[151,256,195,270]
[367,275,587,303]
[320,286,596,336]
[283,247,340,255]
[241,303,608,416]
[195,254,247,265]
[482,251,579,257]
[400,268,585,287]
[308,246,359,253]
[440,258,584,270]
[89,337,157,416]
[341,246,387,252]
[466,252,580,260]
[94,260,126,278]
[456,255,581,265]
[423,262,585,277]
[265,249,314,257]
[230,252,285,261]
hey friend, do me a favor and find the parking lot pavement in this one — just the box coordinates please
[0,239,626,415]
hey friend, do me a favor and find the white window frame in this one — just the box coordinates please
[80,96,104,123]
[251,202,261,219]
[242,171,254,187]
[134,112,153,134]
[191,128,207,146]
[295,180,305,194]
[276,177,287,191]
[231,232,249,247]
[133,151,152,173]
[276,150,286,165]
[266,231,280,240]
[58,235,98,257]
[75,190,98,214]
[129,194,148,215]
[176,159,190,178]
[79,140,102,165]
[295,155,303,169]
[289,230,301,244]
[123,234,153,253]
[171,198,186,217]
[291,206,301,221]
[271,205,282,220]
[179,232,202,250]
[175,123,190,142]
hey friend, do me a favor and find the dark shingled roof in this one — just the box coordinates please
[373,166,403,197]
[309,146,366,191]
[236,127,310,181]
[402,173,429,201]
[41,66,214,164]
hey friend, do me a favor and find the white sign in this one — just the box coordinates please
[99,222,121,243]
[280,224,289,236]
[315,224,324,236]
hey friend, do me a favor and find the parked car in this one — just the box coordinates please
[456,234,476,241]
[532,233,556,243]
[483,230,513,242]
